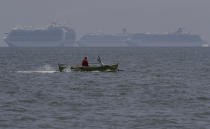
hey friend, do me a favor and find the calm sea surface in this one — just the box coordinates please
[0,47,210,129]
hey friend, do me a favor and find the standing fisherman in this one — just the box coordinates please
[97,56,104,66]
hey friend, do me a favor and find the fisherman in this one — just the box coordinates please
[97,56,104,66]
[82,56,89,66]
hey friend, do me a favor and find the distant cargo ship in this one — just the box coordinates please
[78,28,207,47]
[4,23,77,47]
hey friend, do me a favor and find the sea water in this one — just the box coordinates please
[0,47,210,129]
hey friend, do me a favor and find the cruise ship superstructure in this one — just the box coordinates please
[4,23,77,47]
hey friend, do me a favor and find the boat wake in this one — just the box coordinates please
[62,69,72,72]
[17,70,57,74]
[17,64,58,74]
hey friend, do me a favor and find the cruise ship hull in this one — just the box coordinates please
[5,40,77,47]
[127,40,205,47]
[78,41,129,47]
[78,40,205,47]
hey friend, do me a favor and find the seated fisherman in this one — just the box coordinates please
[82,56,89,66]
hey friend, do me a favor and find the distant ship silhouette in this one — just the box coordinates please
[78,28,207,47]
[4,23,77,47]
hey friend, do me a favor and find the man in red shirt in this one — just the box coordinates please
[82,56,89,66]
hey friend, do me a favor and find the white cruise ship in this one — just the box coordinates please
[127,28,207,47]
[78,32,129,47]
[4,23,77,47]
[78,28,207,47]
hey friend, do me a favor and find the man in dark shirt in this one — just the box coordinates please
[82,56,89,66]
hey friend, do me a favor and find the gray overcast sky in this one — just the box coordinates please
[0,0,210,45]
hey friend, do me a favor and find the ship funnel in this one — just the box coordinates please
[122,28,127,34]
[175,27,184,34]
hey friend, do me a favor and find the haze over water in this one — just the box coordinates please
[1,0,210,46]
[0,47,210,129]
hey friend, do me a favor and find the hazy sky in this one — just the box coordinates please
[0,0,210,45]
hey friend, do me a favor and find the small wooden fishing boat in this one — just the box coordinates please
[58,64,119,72]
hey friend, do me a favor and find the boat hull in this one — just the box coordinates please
[58,64,119,72]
